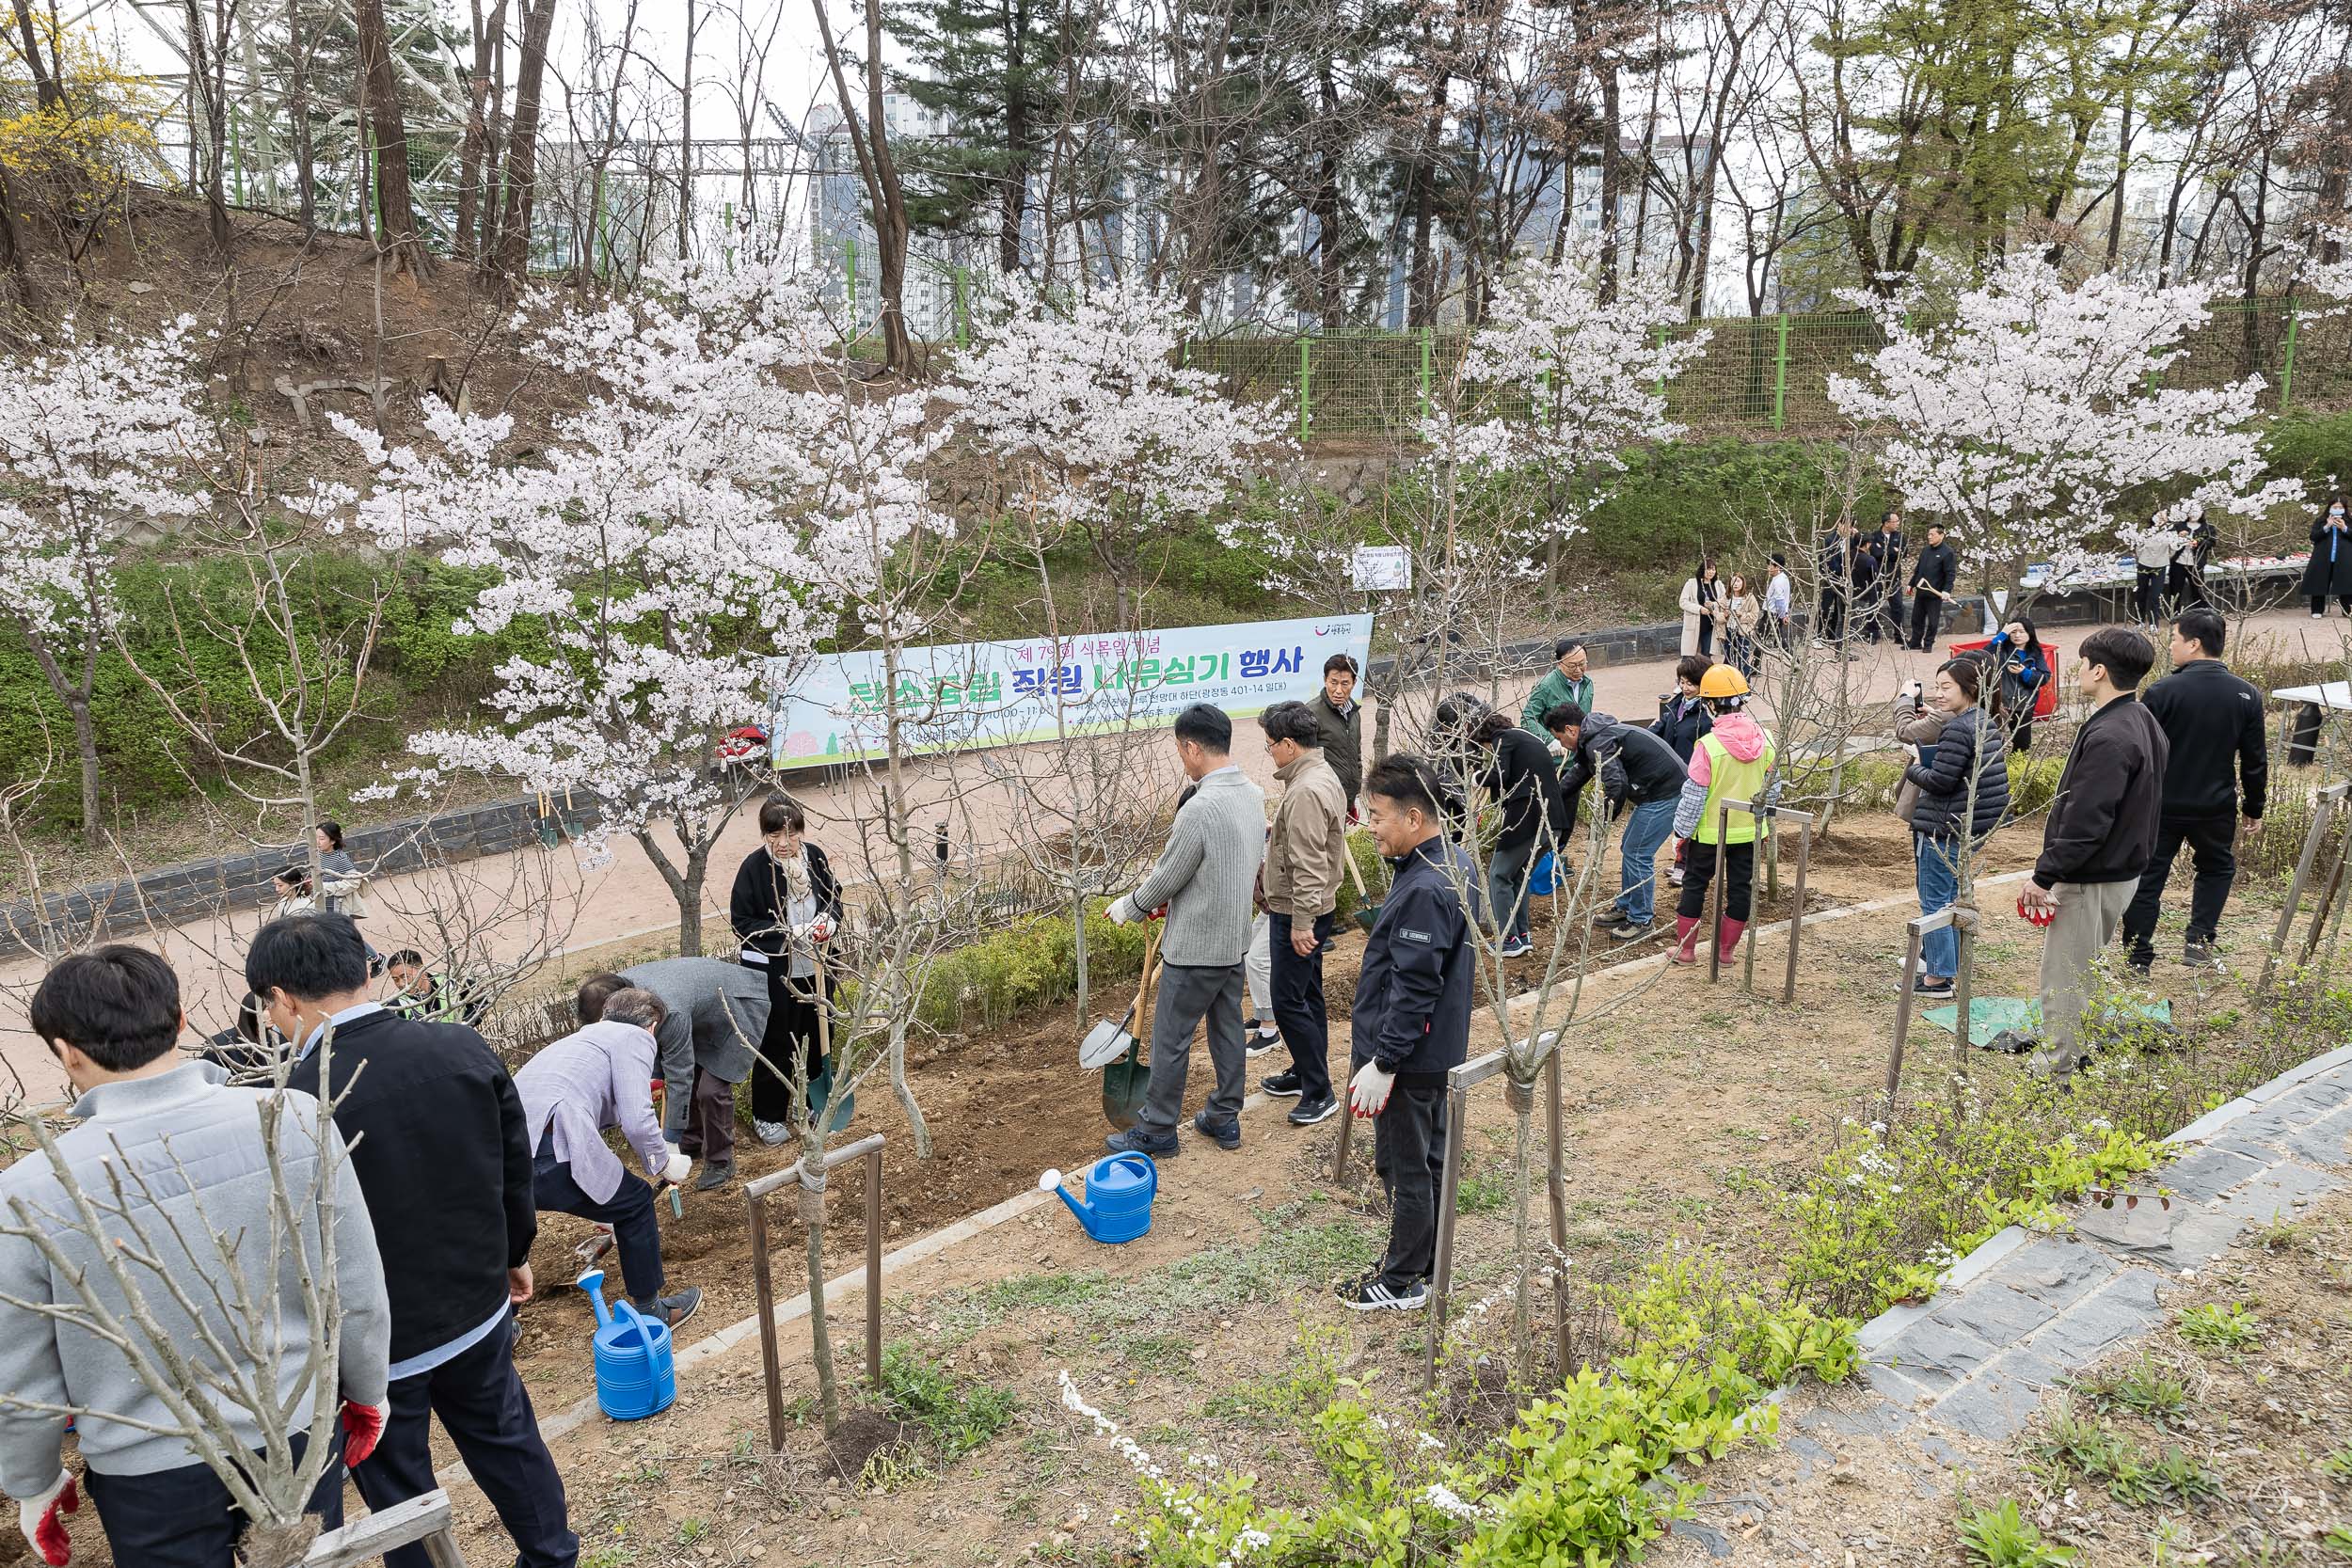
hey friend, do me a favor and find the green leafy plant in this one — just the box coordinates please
[878,1343,1017,1462]
[2081,1355,2189,1425]
[2176,1302,2262,1354]
[2323,1445,2352,1481]
[1957,1499,2077,1566]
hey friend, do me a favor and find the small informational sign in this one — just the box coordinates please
[1349,545,1412,593]
[766,614,1375,768]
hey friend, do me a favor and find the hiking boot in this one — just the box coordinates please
[1191,1111,1242,1150]
[1261,1070,1304,1098]
[1106,1125,1179,1158]
[635,1288,703,1331]
[692,1160,735,1192]
[2026,1045,2083,1083]
[1336,1274,1427,1312]
[1592,907,1634,929]
[1609,920,1655,942]
[2183,941,2217,969]
[752,1118,789,1147]
[2126,957,2153,981]
[1288,1095,1340,1127]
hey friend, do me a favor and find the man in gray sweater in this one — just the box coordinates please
[1,946,390,1568]
[1105,703,1267,1156]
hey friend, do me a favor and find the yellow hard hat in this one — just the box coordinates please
[1698,664,1750,699]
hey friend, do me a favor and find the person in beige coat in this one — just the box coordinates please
[1679,560,1722,657]
[1254,700,1350,1126]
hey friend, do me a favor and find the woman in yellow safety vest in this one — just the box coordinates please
[1669,664,1778,966]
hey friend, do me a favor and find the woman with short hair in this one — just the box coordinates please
[729,795,845,1144]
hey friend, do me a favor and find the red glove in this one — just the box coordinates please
[17,1472,76,1566]
[340,1401,387,1468]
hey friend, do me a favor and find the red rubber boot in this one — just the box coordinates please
[1670,916,1700,965]
[1716,918,1747,958]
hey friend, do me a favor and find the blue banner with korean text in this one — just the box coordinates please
[766,615,1375,768]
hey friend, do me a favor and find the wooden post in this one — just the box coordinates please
[2259,786,2346,992]
[1883,917,1927,1117]
[1543,1048,1570,1376]
[306,1491,468,1568]
[1706,802,1730,982]
[742,1133,888,1449]
[1783,816,1813,1004]
[1423,1078,1470,1390]
[1951,907,1978,1067]
[863,1142,884,1390]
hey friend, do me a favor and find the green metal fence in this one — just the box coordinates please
[1159,296,2352,441]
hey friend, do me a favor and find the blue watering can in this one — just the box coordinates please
[576,1268,675,1420]
[1040,1153,1157,1244]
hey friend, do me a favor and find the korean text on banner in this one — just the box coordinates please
[765,615,1375,769]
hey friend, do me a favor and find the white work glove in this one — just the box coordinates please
[661,1149,691,1187]
[1105,895,1137,927]
[1348,1060,1396,1118]
[19,1470,76,1566]
[808,916,834,943]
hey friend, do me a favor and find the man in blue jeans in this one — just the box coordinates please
[1549,704,1689,940]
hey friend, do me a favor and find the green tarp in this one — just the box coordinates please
[1921,996,2172,1038]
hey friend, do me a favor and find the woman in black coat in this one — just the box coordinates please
[1899,658,2009,998]
[2307,493,2352,617]
[730,793,845,1143]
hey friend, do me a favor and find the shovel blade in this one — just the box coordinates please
[1080,1019,1136,1070]
[1353,901,1384,933]
[1101,1041,1150,1130]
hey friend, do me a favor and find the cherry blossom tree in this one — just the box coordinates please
[950,278,1294,629]
[322,261,833,956]
[1427,250,1713,614]
[0,318,208,843]
[1827,255,2304,602]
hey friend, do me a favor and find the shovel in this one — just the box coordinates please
[1091,922,1163,1130]
[1345,829,1387,932]
[806,946,854,1135]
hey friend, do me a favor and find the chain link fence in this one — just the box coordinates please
[1152,298,2349,441]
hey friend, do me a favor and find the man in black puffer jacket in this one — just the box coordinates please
[2119,608,2267,973]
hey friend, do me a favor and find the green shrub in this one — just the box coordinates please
[1783,1096,2174,1318]
[2175,1301,2262,1354]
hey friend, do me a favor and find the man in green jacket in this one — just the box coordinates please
[1519,640,1593,734]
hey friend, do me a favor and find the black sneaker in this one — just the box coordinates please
[692,1160,735,1192]
[1336,1274,1427,1312]
[1192,1111,1241,1150]
[1289,1095,1339,1127]
[1261,1070,1304,1098]
[1245,1027,1283,1059]
[1106,1126,1179,1158]
[636,1287,703,1331]
[2183,941,2216,969]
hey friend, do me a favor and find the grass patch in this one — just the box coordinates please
[1956,1498,2077,1565]
[1119,1209,1382,1321]
[1455,1169,1510,1215]
[2033,1410,2220,1507]
[1122,1334,1199,1376]
[2077,1355,2189,1426]
[878,1342,1018,1463]
[2176,1302,2262,1354]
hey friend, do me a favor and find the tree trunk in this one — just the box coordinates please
[10,0,62,109]
[183,0,232,255]
[355,0,431,276]
[1597,58,1624,302]
[677,0,696,259]
[456,0,506,257]
[286,0,317,234]
[497,0,560,283]
[801,1179,841,1433]
[812,0,914,372]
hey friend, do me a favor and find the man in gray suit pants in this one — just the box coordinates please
[578,958,770,1190]
[1105,704,1267,1158]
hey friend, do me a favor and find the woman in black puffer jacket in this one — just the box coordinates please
[1899,657,2009,999]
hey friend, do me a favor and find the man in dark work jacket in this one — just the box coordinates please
[260,913,579,1568]
[1339,755,1481,1314]
[2119,607,2267,974]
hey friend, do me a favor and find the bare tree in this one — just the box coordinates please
[811,0,916,372]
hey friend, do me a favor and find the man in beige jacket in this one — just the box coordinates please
[1254,700,1350,1125]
